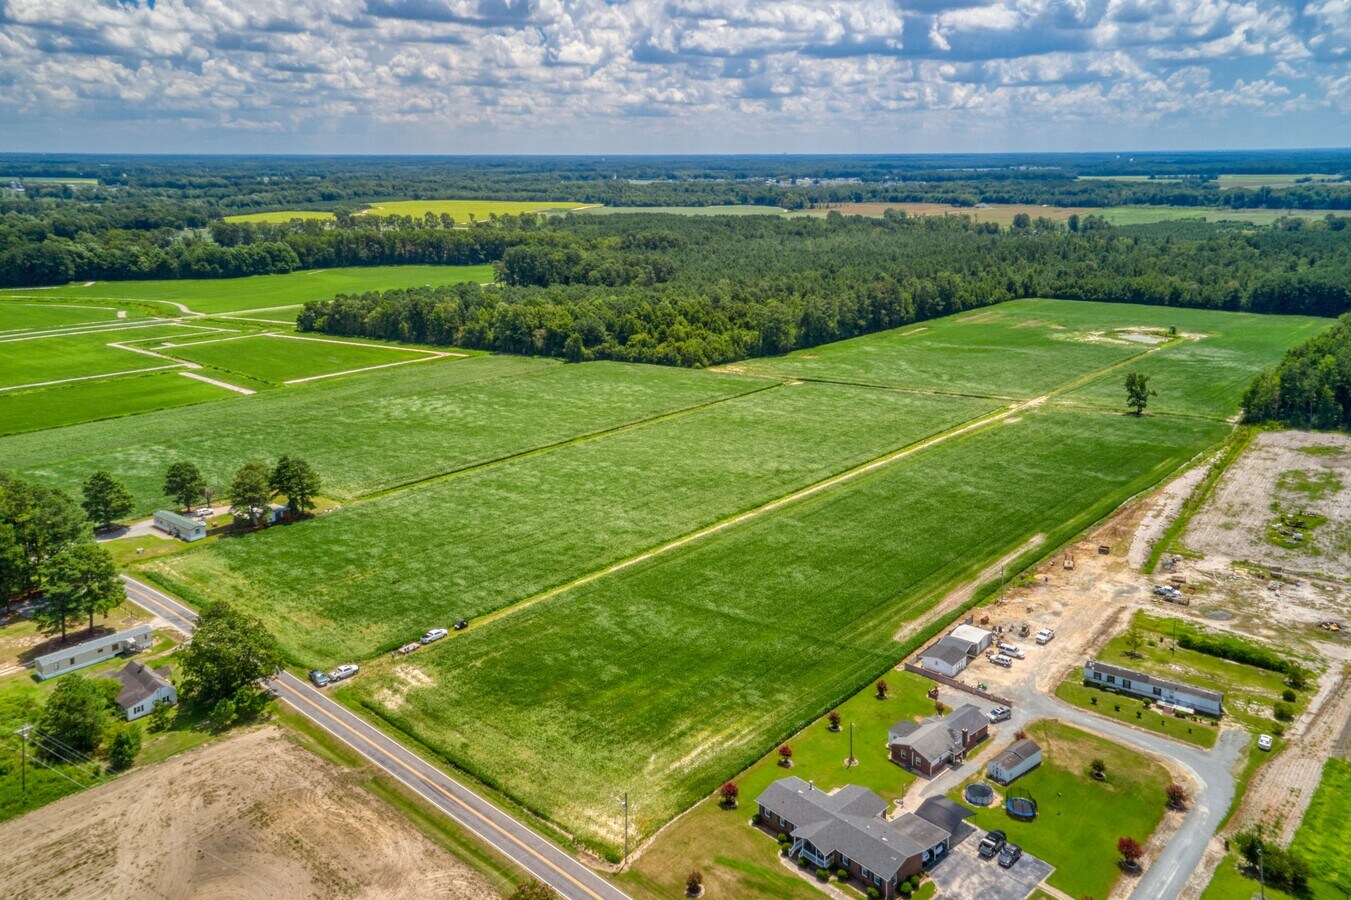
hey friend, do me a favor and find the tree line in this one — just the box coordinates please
[1244,312,1351,429]
[297,213,1351,368]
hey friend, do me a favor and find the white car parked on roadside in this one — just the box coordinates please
[421,627,449,645]
[328,663,359,682]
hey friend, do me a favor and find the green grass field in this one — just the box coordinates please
[0,357,758,514]
[221,210,337,223]
[0,265,494,315]
[0,301,134,332]
[725,300,1153,397]
[1290,758,1351,898]
[154,333,446,385]
[0,322,211,389]
[0,371,231,436]
[578,205,786,216]
[1098,206,1336,226]
[952,721,1171,900]
[343,405,1226,855]
[145,383,997,662]
[355,199,593,219]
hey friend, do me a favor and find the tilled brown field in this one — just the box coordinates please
[0,726,498,900]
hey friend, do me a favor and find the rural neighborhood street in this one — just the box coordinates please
[120,576,629,900]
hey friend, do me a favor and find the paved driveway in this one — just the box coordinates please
[929,831,1054,900]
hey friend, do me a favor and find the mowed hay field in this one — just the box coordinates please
[355,199,594,218]
[146,383,999,662]
[0,264,494,315]
[0,371,232,436]
[0,321,216,389]
[152,333,448,385]
[0,358,759,514]
[345,404,1227,855]
[0,300,137,332]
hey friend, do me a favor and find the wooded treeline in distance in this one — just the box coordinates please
[297,213,1351,367]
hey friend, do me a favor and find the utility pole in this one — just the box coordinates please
[621,792,629,862]
[848,722,856,766]
[16,724,31,794]
[1258,841,1266,900]
[1000,563,1005,602]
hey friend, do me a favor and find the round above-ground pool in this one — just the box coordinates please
[1006,796,1037,820]
[965,783,995,806]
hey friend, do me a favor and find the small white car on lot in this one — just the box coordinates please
[328,663,359,682]
[421,627,449,645]
[1258,734,1274,751]
[1035,628,1056,645]
[989,653,1014,668]
[997,642,1025,659]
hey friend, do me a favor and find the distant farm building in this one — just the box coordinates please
[1084,659,1224,716]
[888,703,990,777]
[986,738,1042,784]
[33,625,154,680]
[152,510,206,542]
[110,661,176,721]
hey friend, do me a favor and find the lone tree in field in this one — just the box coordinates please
[778,745,794,766]
[163,461,207,512]
[828,710,842,731]
[719,781,739,808]
[227,461,273,528]
[270,455,321,516]
[1124,626,1145,658]
[875,679,889,699]
[1117,836,1144,870]
[80,471,133,530]
[178,601,282,709]
[1166,783,1188,810]
[1090,758,1108,780]
[35,542,121,639]
[1125,372,1156,415]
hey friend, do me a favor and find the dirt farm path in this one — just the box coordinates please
[0,727,499,900]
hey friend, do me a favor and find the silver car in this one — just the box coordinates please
[328,663,359,682]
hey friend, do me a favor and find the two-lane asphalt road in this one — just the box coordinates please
[120,576,628,900]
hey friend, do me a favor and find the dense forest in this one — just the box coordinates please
[4,151,1351,287]
[297,212,1351,367]
[1244,315,1351,429]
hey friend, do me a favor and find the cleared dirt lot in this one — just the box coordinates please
[0,726,497,900]
[1187,431,1351,579]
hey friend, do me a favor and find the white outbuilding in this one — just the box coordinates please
[986,738,1042,784]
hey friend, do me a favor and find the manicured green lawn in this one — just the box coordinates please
[345,406,1225,857]
[156,333,445,385]
[147,383,995,662]
[621,671,935,899]
[0,371,231,436]
[0,357,757,512]
[951,721,1172,900]
[1202,853,1306,899]
[1055,677,1218,748]
[0,265,495,315]
[728,299,1149,398]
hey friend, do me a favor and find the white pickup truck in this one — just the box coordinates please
[1035,628,1056,645]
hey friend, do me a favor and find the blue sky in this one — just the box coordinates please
[0,0,1347,153]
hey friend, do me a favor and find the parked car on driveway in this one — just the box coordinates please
[997,642,1025,659]
[998,843,1023,868]
[308,669,330,687]
[328,663,359,682]
[978,830,1007,859]
[987,705,1012,723]
[989,653,1014,668]
[421,627,448,644]
[1258,734,1273,751]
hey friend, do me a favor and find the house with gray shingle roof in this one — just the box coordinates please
[888,703,990,777]
[755,777,965,897]
[109,661,176,721]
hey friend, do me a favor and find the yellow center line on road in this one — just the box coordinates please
[273,678,608,900]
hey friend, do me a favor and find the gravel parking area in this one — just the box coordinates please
[929,830,1054,900]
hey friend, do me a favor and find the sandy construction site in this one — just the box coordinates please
[0,727,498,900]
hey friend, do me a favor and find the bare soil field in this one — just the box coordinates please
[0,727,497,900]
[1186,430,1351,580]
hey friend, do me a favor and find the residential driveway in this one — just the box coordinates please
[929,830,1054,900]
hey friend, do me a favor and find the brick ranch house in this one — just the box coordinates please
[756,776,971,897]
[887,703,990,777]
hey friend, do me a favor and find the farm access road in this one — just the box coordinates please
[120,575,629,900]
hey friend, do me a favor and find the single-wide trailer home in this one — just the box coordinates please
[152,509,206,542]
[1084,659,1224,716]
[33,625,153,680]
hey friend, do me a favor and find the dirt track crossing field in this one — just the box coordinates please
[0,727,497,900]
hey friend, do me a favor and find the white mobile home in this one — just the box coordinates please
[153,510,206,542]
[1084,659,1224,716]
[33,625,154,680]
